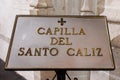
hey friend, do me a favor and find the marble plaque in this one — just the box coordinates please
[5,15,115,70]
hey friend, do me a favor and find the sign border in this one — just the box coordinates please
[5,15,115,70]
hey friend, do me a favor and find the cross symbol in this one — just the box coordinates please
[58,18,66,26]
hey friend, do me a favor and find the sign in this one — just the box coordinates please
[5,15,115,70]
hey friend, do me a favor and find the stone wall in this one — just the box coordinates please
[29,0,98,15]
[0,0,34,80]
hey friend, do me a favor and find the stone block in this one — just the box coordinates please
[90,71,109,80]
[112,35,120,48]
[0,39,9,61]
[109,48,120,80]
[30,9,47,15]
[41,71,56,80]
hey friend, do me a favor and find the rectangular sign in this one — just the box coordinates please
[5,15,115,70]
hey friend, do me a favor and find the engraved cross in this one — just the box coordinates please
[58,18,66,26]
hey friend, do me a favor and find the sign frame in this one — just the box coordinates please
[5,15,115,70]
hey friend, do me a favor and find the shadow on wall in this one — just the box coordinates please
[0,58,26,80]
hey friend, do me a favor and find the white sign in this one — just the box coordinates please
[5,15,115,70]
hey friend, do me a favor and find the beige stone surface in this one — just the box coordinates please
[108,23,120,40]
[41,71,56,80]
[109,48,120,80]
[30,9,47,15]
[41,71,90,80]
[34,71,41,80]
[0,39,9,61]
[112,35,120,48]
[90,71,109,80]
[67,71,90,80]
